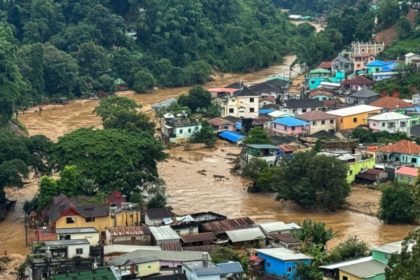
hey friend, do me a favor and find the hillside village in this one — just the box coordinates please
[6,36,419,280]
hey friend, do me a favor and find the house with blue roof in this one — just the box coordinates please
[271,116,309,136]
[367,60,400,81]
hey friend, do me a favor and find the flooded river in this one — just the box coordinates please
[5,55,414,257]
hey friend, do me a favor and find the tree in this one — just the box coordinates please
[177,87,212,113]
[0,130,51,203]
[75,42,110,79]
[50,128,166,196]
[294,262,323,280]
[191,122,217,147]
[377,0,401,29]
[94,96,155,134]
[147,193,167,209]
[276,153,350,211]
[326,236,369,263]
[242,158,269,181]
[210,246,241,263]
[243,127,273,145]
[132,69,156,93]
[396,17,412,40]
[379,184,416,224]
[294,219,335,250]
[385,229,420,280]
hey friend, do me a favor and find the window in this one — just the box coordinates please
[342,276,349,280]
[291,126,295,131]
[287,267,292,273]
[266,262,270,267]
[59,235,71,240]
[357,64,361,68]
[372,123,376,126]
[189,228,194,234]
[85,217,95,222]
[250,98,255,103]
[179,129,183,134]
[330,120,334,124]
[76,248,83,255]
[401,122,406,127]
[229,108,234,113]
[188,128,191,133]
[353,117,358,123]
[66,217,75,224]
[412,158,417,163]
[341,118,343,123]
[321,120,325,125]
[302,109,307,113]
[250,108,255,113]
[382,122,385,127]
[313,121,317,125]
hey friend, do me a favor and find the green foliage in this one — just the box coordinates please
[294,219,335,250]
[351,127,409,144]
[242,158,269,181]
[385,229,420,280]
[377,0,402,29]
[191,122,217,147]
[130,192,144,207]
[396,17,413,40]
[147,192,167,209]
[132,69,156,93]
[326,236,369,263]
[373,72,420,99]
[379,183,417,224]
[273,0,357,15]
[178,87,212,113]
[294,262,323,280]
[0,129,51,202]
[210,246,241,263]
[50,128,166,196]
[94,96,155,134]
[243,127,273,145]
[276,152,350,211]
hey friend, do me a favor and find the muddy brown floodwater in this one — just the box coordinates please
[161,145,416,249]
[6,55,415,262]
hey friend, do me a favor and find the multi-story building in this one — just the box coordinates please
[350,42,385,74]
[218,86,259,119]
[368,112,410,134]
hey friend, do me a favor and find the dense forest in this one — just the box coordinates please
[0,0,416,126]
[0,0,297,125]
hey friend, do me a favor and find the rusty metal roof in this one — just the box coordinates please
[202,217,255,233]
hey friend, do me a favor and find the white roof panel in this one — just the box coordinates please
[328,105,382,117]
[149,226,180,241]
[256,248,312,261]
[368,112,410,121]
[226,227,266,243]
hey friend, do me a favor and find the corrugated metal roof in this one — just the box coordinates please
[258,222,300,234]
[202,217,255,233]
[56,227,98,234]
[256,248,312,261]
[104,245,161,255]
[246,144,279,149]
[182,232,216,243]
[108,250,206,266]
[339,260,386,278]
[44,239,89,246]
[149,226,180,241]
[216,262,244,275]
[160,242,183,251]
[273,116,309,126]
[373,240,404,254]
[108,226,148,236]
[320,256,373,270]
[226,227,266,243]
[218,131,245,143]
[328,105,381,117]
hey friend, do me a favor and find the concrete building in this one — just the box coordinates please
[56,227,99,246]
[218,86,259,119]
[350,42,385,74]
[297,110,336,135]
[368,112,410,134]
[328,105,382,130]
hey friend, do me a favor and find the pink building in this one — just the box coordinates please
[271,116,309,135]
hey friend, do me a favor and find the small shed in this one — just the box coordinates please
[149,226,181,246]
[226,227,266,247]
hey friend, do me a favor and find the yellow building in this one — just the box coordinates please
[328,105,382,130]
[48,194,141,232]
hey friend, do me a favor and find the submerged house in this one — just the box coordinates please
[241,144,279,166]
[161,114,202,144]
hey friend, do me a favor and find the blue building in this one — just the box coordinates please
[256,248,312,280]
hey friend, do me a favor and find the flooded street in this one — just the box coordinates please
[5,54,414,260]
[19,55,300,141]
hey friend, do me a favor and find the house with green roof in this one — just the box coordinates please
[306,68,331,90]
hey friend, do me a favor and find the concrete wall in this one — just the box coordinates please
[57,232,100,246]
[221,96,259,119]
[347,158,376,184]
[335,110,382,130]
[272,123,307,135]
[368,119,410,134]
[257,252,311,280]
[56,215,111,231]
[308,119,336,134]
[113,211,141,227]
[67,244,90,258]
[137,261,160,277]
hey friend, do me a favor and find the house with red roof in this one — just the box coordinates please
[395,166,418,185]
[341,76,374,91]
[377,140,420,167]
[369,96,412,111]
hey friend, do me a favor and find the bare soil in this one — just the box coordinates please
[347,186,381,216]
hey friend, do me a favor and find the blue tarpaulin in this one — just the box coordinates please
[218,131,245,143]
[259,109,275,115]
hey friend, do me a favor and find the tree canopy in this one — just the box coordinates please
[177,87,212,113]
[50,128,166,196]
[276,152,350,211]
[379,183,417,224]
[243,127,273,145]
